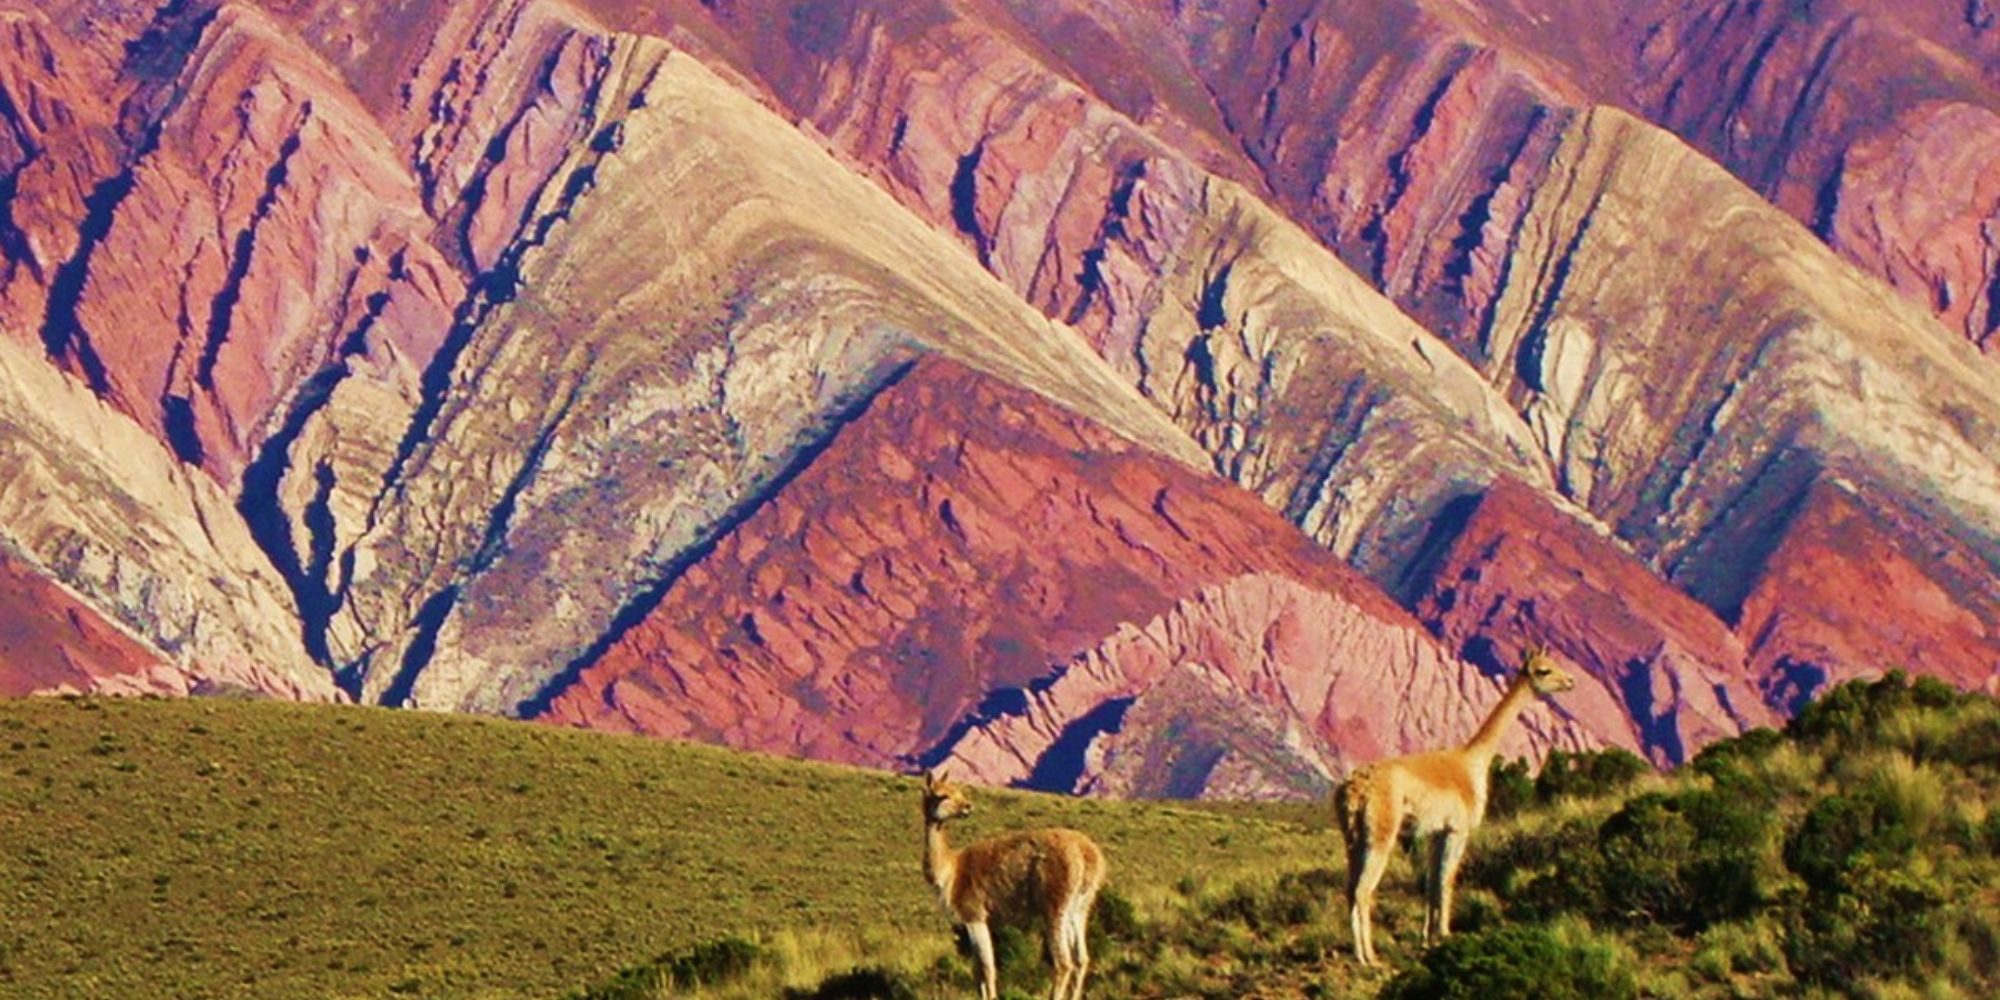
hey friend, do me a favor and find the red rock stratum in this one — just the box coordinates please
[1,0,1995,797]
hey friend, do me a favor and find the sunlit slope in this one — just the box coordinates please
[0,335,330,699]
[0,695,1321,1000]
[322,43,1211,715]
[1475,107,2000,608]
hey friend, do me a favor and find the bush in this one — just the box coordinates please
[1202,868,1338,932]
[1566,789,1774,931]
[1778,734,1991,992]
[782,966,921,1000]
[1533,748,1650,804]
[664,936,762,990]
[1486,757,1535,821]
[1783,860,1950,988]
[1935,712,2000,770]
[1488,749,1649,823]
[1467,814,1600,909]
[1691,918,1787,982]
[1788,671,1975,747]
[1377,923,1638,1000]
[1689,727,1785,784]
[984,925,1039,986]
[1785,783,1924,894]
[571,935,762,999]
[1089,886,1141,947]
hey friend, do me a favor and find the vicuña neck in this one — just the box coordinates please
[924,819,958,899]
[1462,675,1537,761]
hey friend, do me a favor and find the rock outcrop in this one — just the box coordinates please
[1731,476,2000,710]
[1405,479,1778,766]
[0,0,1994,799]
[0,6,124,346]
[593,0,1561,587]
[1617,0,2000,350]
[317,43,1206,714]
[1151,0,2000,353]
[23,3,456,482]
[1815,101,2000,354]
[542,356,1595,797]
[0,332,334,700]
[0,548,169,697]
[935,572,1595,799]
[1469,107,2000,606]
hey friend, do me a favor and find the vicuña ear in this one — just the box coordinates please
[922,768,938,789]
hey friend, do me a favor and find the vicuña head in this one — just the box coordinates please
[920,769,1107,1000]
[1518,643,1576,696]
[924,767,976,823]
[1332,643,1576,966]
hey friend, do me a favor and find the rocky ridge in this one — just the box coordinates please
[0,0,1995,797]
[543,356,1593,794]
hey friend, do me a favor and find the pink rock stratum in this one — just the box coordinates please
[1,0,1996,797]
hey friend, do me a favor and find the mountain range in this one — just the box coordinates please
[3,0,1997,798]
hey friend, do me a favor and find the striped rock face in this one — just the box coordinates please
[1,0,1994,796]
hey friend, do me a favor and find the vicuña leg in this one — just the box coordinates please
[966,920,998,1000]
[1045,904,1075,1000]
[1435,830,1469,942]
[1349,839,1393,966]
[1064,896,1094,1000]
[1423,832,1446,946]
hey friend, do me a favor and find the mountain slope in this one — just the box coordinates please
[321,41,1209,713]
[0,694,1324,1000]
[540,355,1593,794]
[1,0,1996,797]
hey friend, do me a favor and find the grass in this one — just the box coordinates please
[0,695,1324,999]
[596,674,2000,1000]
[3,673,1996,999]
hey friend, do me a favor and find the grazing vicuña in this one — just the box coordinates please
[1333,645,1577,965]
[920,769,1108,1000]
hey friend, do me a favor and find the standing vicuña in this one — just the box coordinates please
[1333,645,1576,965]
[921,769,1108,1000]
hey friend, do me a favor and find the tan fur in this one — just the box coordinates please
[1333,646,1576,965]
[923,771,1108,1000]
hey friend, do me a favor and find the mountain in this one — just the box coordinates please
[1,0,1995,797]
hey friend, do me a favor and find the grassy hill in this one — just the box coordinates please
[0,694,1321,999]
[2,673,1996,1000]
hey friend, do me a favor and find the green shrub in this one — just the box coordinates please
[1377,923,1638,1000]
[572,935,763,999]
[1488,749,1648,822]
[1786,788,1919,893]
[1777,729,1994,993]
[1585,789,1773,931]
[1925,710,2000,770]
[1202,868,1337,931]
[1783,860,1950,988]
[665,935,762,990]
[1533,748,1650,804]
[1089,886,1141,947]
[1789,672,1904,745]
[1467,814,1600,909]
[1954,901,2000,983]
[986,925,1039,986]
[1788,671,1976,747]
[1910,675,1962,709]
[1689,727,1785,784]
[1691,918,1788,982]
[1486,757,1535,821]
[781,965,921,1000]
